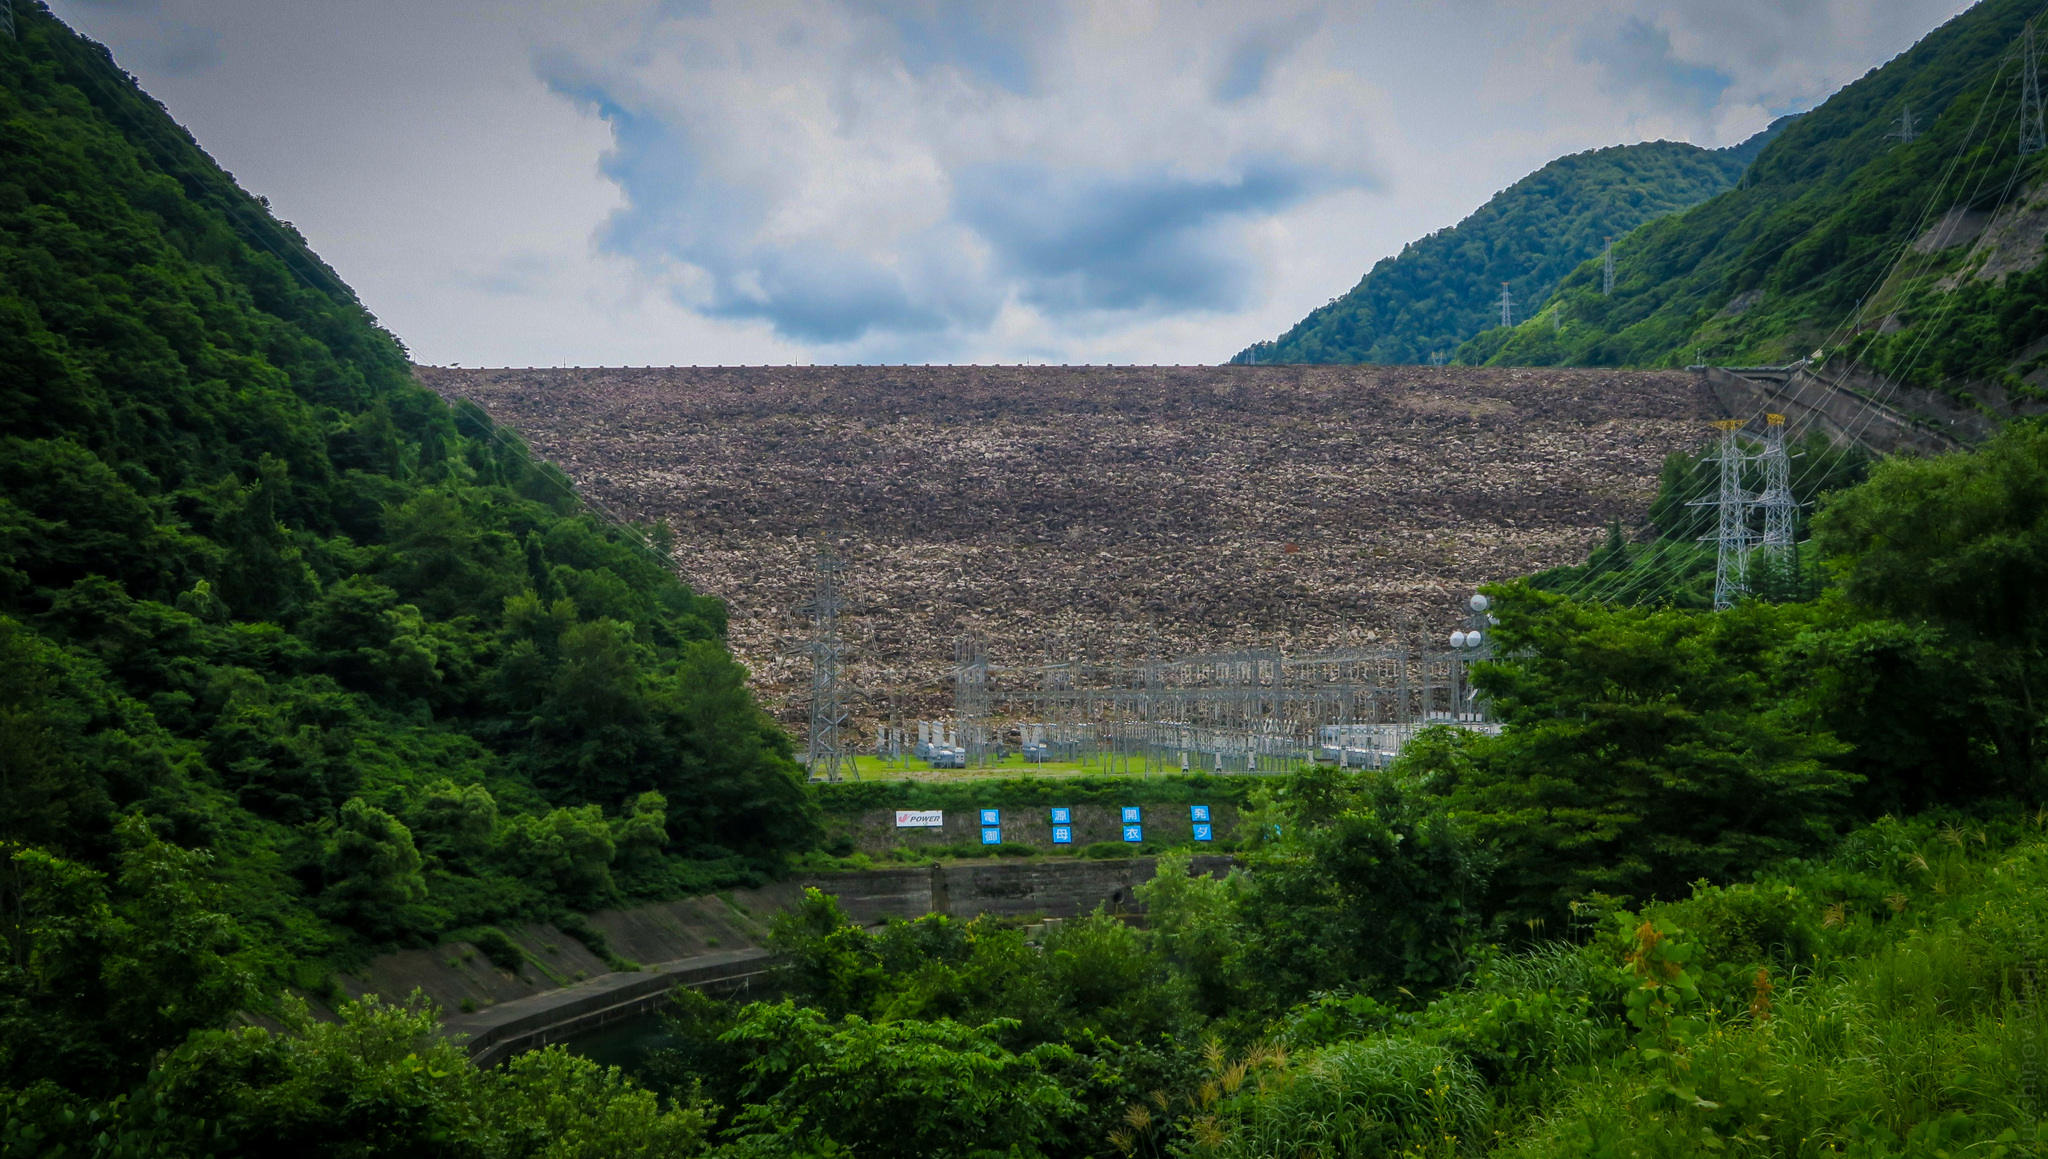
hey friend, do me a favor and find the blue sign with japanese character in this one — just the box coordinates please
[1120,806,1141,824]
[1051,826,1073,844]
[1193,824,1214,842]
[1123,824,1143,843]
[980,808,1001,826]
[981,827,1002,845]
[1190,805,1211,823]
[1050,807,1072,825]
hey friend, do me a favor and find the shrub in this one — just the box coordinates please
[1213,1036,1487,1159]
[1650,881,1820,972]
[468,927,525,975]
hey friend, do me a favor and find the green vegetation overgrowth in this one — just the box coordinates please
[0,0,813,1105]
[1236,131,1782,366]
[1468,0,2048,396]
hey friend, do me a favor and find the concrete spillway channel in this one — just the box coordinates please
[445,947,776,1068]
[408,856,1237,1067]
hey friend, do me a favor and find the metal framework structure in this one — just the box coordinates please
[1755,414,1799,584]
[1,0,14,40]
[804,540,857,782]
[952,635,993,768]
[1694,419,1755,610]
[1602,238,1615,296]
[924,619,1501,774]
[1888,105,1917,144]
[2025,22,2046,157]
[1498,282,1514,329]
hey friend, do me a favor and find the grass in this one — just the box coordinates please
[1180,810,2048,1159]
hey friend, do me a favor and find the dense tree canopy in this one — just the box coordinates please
[1234,131,1781,366]
[0,0,817,993]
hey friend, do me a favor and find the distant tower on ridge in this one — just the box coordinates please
[1888,105,1917,144]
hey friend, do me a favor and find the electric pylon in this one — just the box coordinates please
[1756,414,1798,562]
[2025,22,2046,156]
[1,1,14,39]
[1690,419,1755,610]
[1602,237,1615,296]
[1498,282,1513,328]
[1888,105,1917,144]
[805,539,856,782]
[1754,413,1802,600]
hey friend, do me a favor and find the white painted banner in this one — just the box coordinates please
[895,810,944,828]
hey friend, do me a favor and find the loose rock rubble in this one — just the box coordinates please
[417,365,1718,730]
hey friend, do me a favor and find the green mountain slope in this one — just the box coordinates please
[1469,0,2048,392]
[1234,128,1788,366]
[0,0,814,1064]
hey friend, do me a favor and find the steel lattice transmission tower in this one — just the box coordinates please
[804,540,857,783]
[1756,414,1799,576]
[1602,237,1615,296]
[1,0,14,40]
[1498,282,1514,328]
[1691,419,1756,610]
[2025,22,2046,156]
[1888,106,1917,144]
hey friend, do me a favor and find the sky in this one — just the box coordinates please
[49,0,1976,367]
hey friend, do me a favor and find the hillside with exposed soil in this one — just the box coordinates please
[419,365,1720,727]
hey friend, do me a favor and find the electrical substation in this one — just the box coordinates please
[806,585,1505,782]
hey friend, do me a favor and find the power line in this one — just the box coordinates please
[2025,21,2045,154]
[1561,20,2043,609]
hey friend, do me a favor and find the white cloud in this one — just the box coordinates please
[48,0,1976,365]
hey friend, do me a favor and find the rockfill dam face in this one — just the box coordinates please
[419,364,1718,731]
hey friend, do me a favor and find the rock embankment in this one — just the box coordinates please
[419,364,1717,725]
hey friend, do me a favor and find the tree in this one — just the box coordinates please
[0,818,253,1096]
[1139,766,1491,1018]
[1455,589,1856,921]
[318,799,433,939]
[1814,421,2048,800]
[720,1002,1080,1159]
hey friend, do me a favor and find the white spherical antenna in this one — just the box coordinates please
[1469,594,1490,612]
[1450,630,1468,648]
[1466,630,1483,648]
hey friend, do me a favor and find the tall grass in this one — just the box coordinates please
[1188,815,2048,1159]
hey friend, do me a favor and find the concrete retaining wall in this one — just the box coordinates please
[833,803,1241,854]
[1701,365,1973,455]
[376,855,1238,1064]
[446,949,775,1068]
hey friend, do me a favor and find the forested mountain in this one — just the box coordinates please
[1467,0,2048,391]
[0,0,813,1085]
[1232,127,1788,366]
